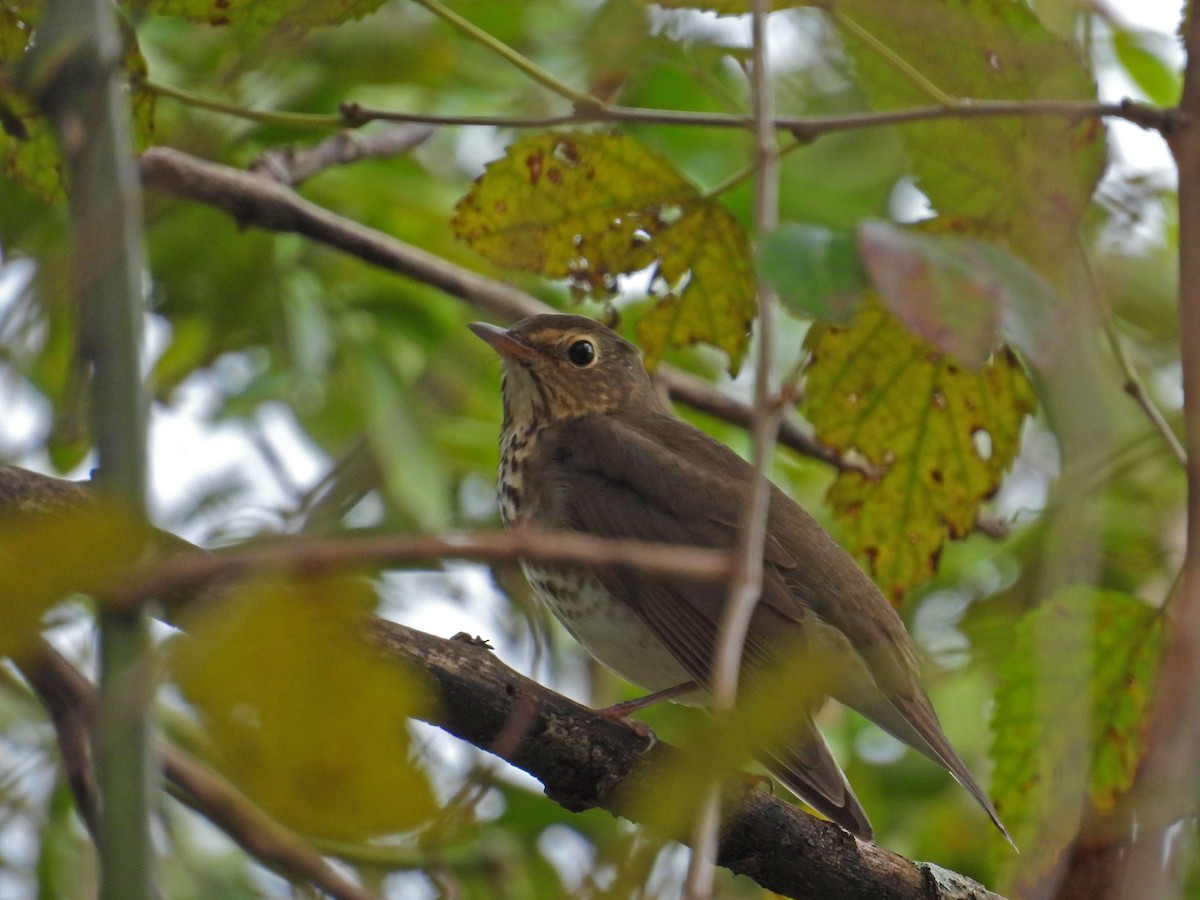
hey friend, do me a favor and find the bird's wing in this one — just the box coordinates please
[541,411,1009,841]
[538,412,798,677]
[540,413,876,836]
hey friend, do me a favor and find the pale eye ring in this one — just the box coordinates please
[567,339,596,367]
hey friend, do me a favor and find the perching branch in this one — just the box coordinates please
[369,618,1008,900]
[0,462,1007,900]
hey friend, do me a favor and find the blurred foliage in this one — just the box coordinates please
[991,587,1161,889]
[0,505,152,659]
[0,0,1189,896]
[170,575,436,841]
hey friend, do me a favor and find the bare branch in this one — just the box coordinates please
[1115,7,1200,899]
[17,645,100,837]
[135,147,864,477]
[368,619,1006,900]
[250,124,434,188]
[338,96,1171,136]
[146,72,1169,138]
[113,526,732,616]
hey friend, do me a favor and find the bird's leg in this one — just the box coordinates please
[596,680,699,718]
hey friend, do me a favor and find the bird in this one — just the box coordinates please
[470,313,1009,844]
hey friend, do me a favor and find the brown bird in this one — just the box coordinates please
[470,313,1009,844]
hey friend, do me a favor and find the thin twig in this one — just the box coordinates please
[685,4,783,896]
[250,124,435,188]
[142,75,1171,137]
[373,96,1172,134]
[346,97,1171,135]
[828,8,957,107]
[141,78,343,129]
[109,525,733,615]
[1116,6,1200,898]
[1081,243,1187,467]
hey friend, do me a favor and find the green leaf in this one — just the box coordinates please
[143,0,388,30]
[171,575,437,841]
[635,0,806,12]
[351,334,453,530]
[857,220,1064,370]
[452,130,755,371]
[1112,28,1182,107]
[991,587,1161,878]
[0,93,60,201]
[834,0,1107,274]
[803,301,1036,601]
[759,223,866,324]
[0,9,155,200]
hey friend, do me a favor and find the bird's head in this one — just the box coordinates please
[469,315,661,429]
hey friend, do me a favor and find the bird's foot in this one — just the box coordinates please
[593,681,699,741]
[596,680,698,718]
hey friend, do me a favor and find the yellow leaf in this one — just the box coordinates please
[0,504,150,659]
[452,131,755,370]
[804,301,1036,602]
[171,575,436,841]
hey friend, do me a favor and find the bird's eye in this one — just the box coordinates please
[567,339,596,367]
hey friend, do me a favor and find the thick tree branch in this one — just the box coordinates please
[370,619,1005,900]
[0,462,1005,899]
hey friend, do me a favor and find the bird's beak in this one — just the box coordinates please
[469,322,541,363]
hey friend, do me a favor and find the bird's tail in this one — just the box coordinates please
[757,720,874,841]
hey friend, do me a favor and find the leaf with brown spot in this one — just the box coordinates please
[452,131,755,371]
[803,300,1035,601]
[144,0,387,29]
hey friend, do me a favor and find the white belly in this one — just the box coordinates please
[523,563,694,692]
